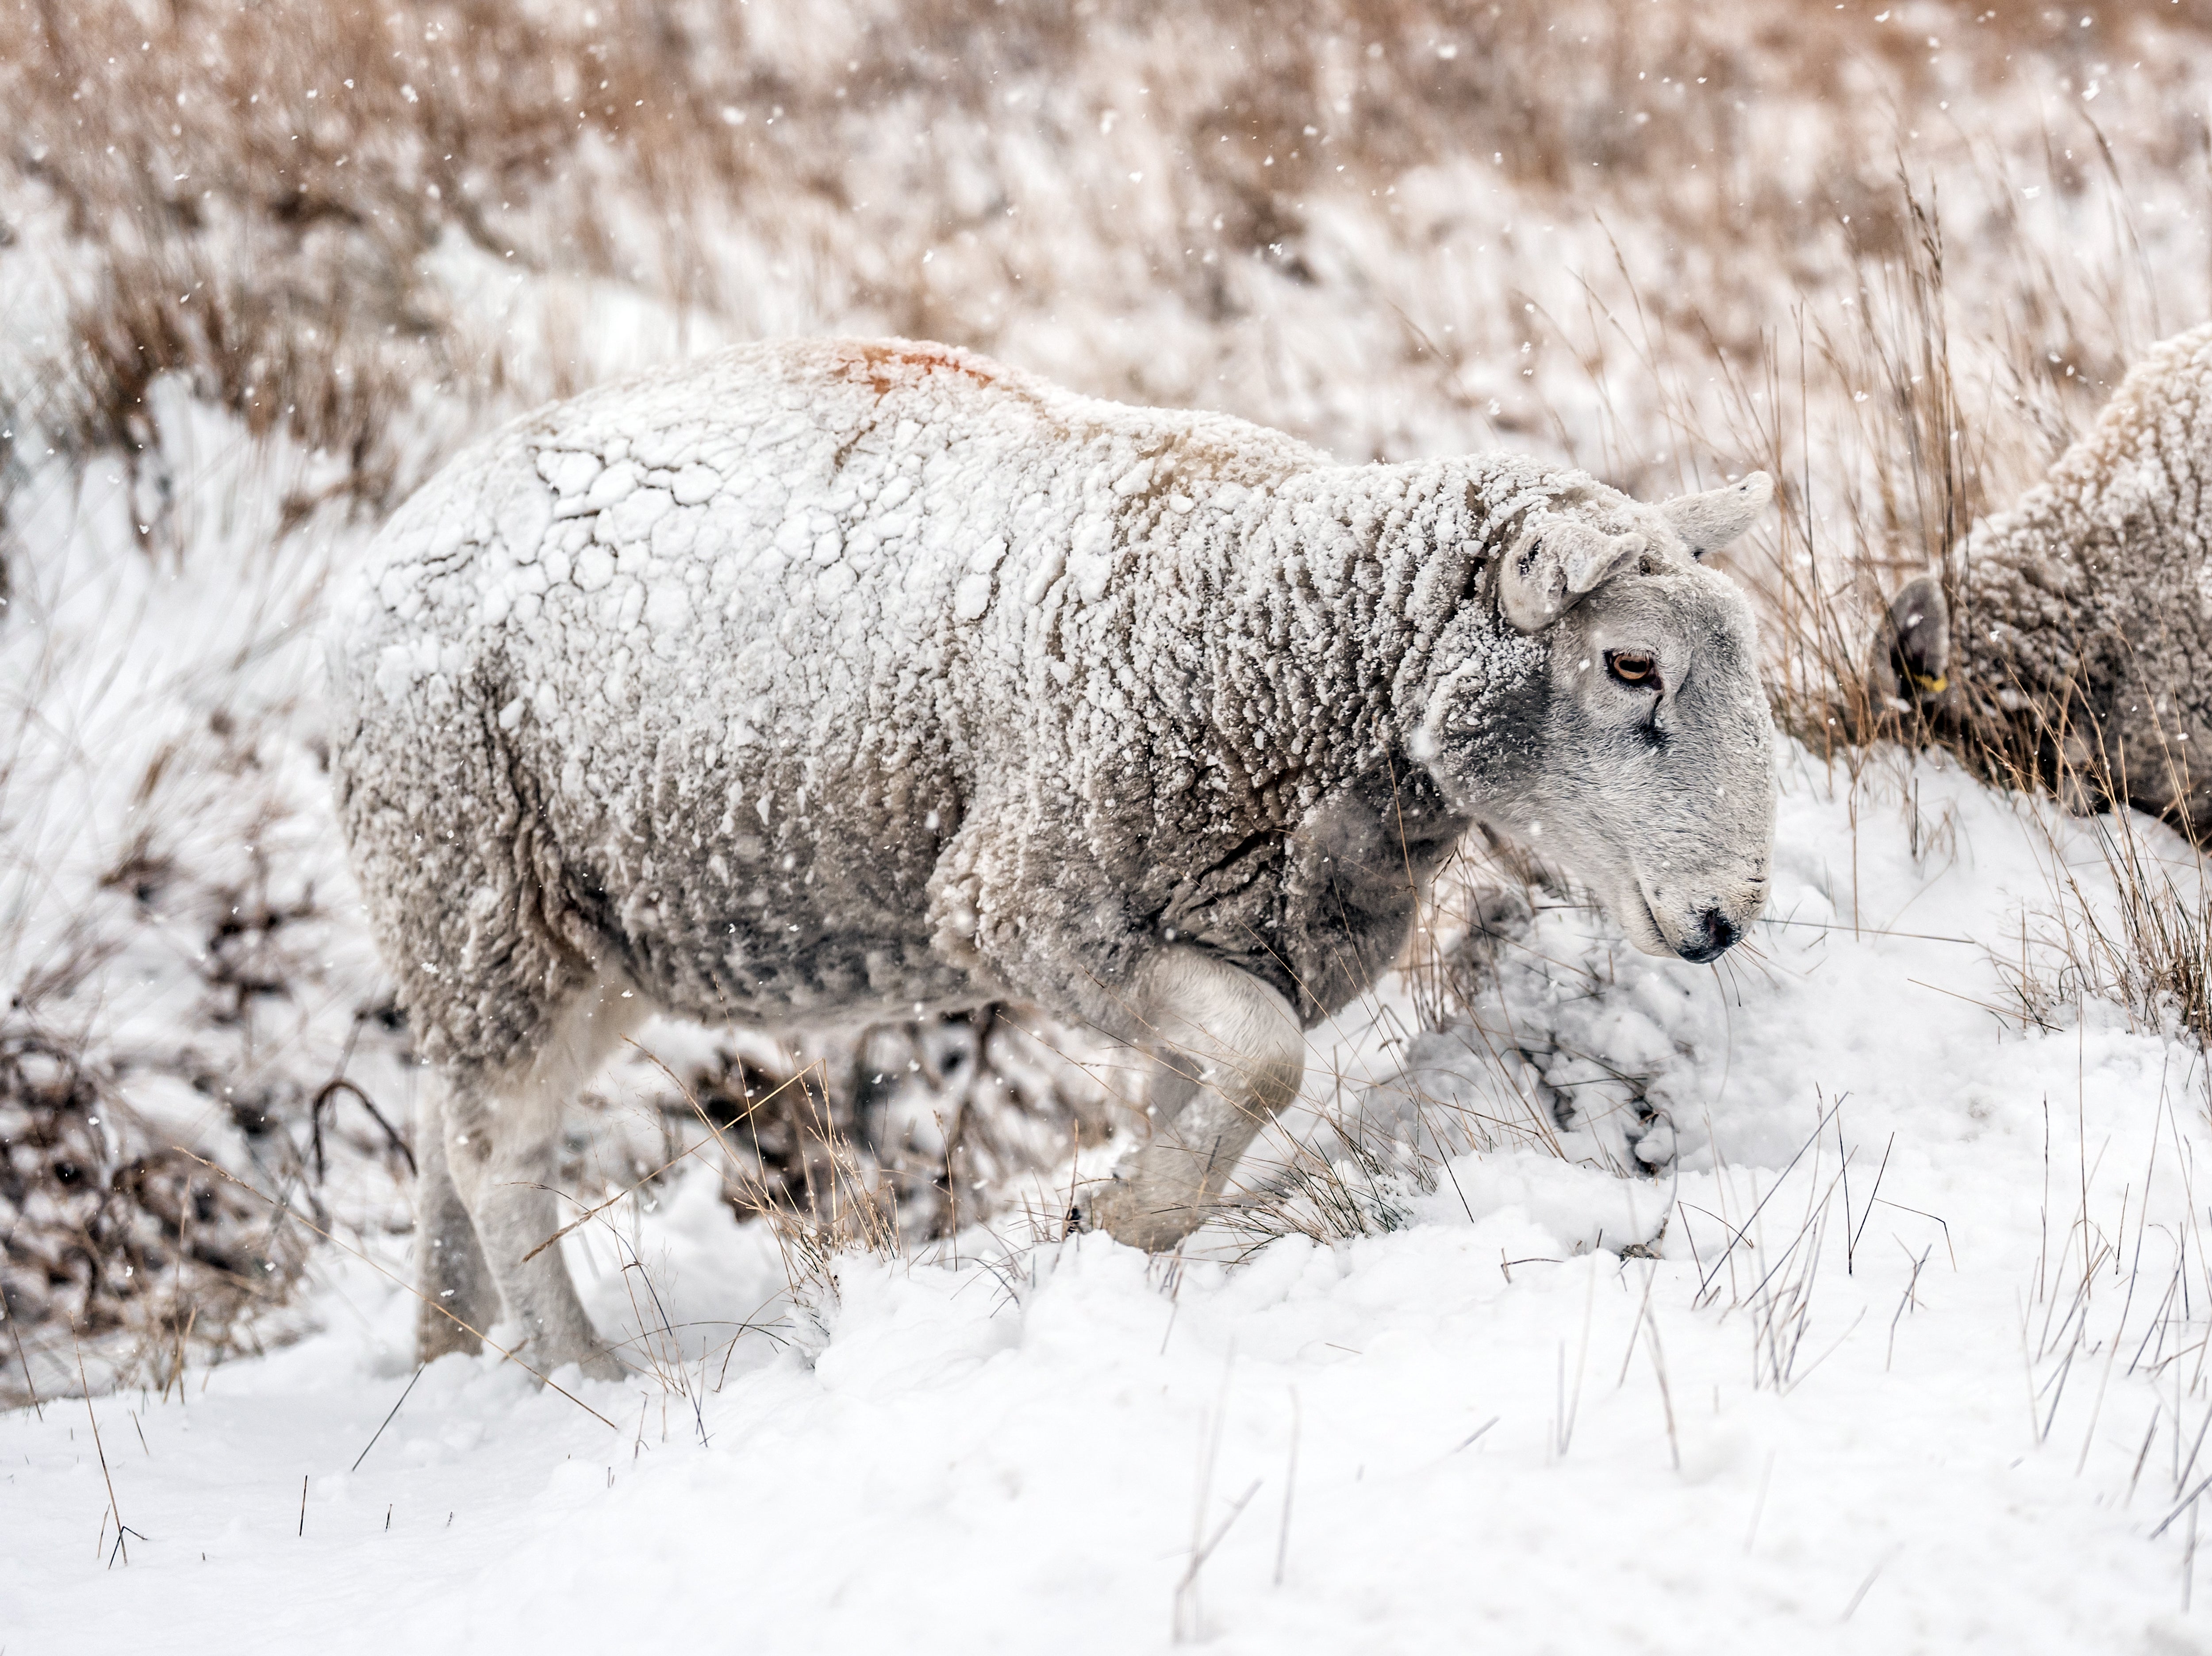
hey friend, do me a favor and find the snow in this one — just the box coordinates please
[11,745,2212,1652]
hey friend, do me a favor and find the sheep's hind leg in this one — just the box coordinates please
[1081,948,1305,1252]
[439,982,645,1383]
[414,1085,498,1362]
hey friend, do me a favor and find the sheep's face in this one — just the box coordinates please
[1417,476,1777,963]
[1517,559,1775,961]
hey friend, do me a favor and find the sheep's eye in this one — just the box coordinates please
[1607,650,1658,688]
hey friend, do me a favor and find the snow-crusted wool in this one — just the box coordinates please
[1879,321,2212,829]
[334,341,1540,1067]
[329,338,1774,1320]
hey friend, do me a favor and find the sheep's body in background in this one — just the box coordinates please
[1879,321,2212,831]
[330,338,1775,1376]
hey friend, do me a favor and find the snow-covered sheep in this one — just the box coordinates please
[329,339,1777,1378]
[1877,321,2212,830]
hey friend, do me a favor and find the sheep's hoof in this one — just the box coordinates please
[417,1314,484,1366]
[1070,1177,1204,1253]
[535,1345,627,1385]
[572,1348,628,1384]
[510,1331,627,1385]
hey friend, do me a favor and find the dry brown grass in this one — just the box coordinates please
[0,1024,312,1398]
[1985,789,2212,1057]
[14,0,2204,489]
[9,0,757,498]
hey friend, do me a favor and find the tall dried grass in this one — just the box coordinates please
[12,0,2200,490]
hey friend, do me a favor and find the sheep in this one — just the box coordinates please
[328,338,1778,1379]
[1876,321,2212,833]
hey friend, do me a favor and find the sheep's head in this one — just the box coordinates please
[1415,473,1777,963]
[1866,573,1953,712]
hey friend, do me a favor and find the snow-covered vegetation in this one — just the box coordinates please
[10,0,2212,1647]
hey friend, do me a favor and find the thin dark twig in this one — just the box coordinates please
[350,1365,426,1473]
[310,1077,416,1184]
[1452,1415,1501,1453]
[73,1325,131,1566]
[7,1303,43,1418]
[2153,1476,2212,1540]
[1849,1134,1896,1265]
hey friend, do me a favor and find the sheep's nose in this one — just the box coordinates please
[1676,908,1741,964]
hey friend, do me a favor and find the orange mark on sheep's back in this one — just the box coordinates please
[839,341,998,399]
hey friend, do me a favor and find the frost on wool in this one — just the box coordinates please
[1878,320,2212,832]
[328,339,1632,1084]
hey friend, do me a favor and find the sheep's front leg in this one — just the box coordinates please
[1081,948,1305,1251]
[414,1085,498,1362]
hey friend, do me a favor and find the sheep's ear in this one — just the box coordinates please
[1497,522,1648,633]
[1868,574,1951,702]
[1661,472,1774,558]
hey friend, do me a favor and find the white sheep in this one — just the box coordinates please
[329,338,1777,1378]
[1877,321,2212,830]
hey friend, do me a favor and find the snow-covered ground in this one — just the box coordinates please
[11,746,2212,1653]
[16,5,2212,1647]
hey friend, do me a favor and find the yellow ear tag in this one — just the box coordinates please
[1908,671,1949,695]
